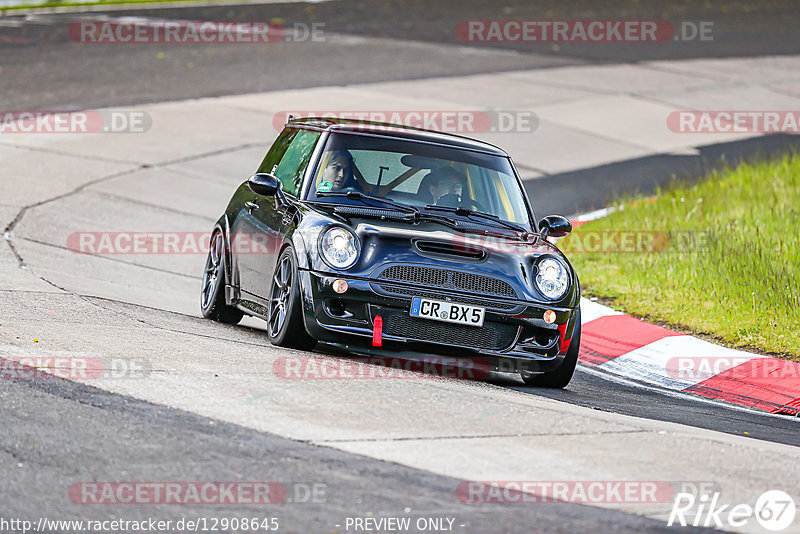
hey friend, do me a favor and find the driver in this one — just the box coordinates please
[321,150,360,192]
[427,167,465,205]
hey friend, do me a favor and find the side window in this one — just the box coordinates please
[274,129,321,196]
[257,128,297,176]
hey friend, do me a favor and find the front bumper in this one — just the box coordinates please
[299,270,579,374]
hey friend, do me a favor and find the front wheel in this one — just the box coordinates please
[201,230,244,325]
[521,308,581,389]
[266,246,317,351]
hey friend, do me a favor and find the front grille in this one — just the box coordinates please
[383,313,518,351]
[374,283,519,312]
[378,265,517,298]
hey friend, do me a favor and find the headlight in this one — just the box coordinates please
[535,257,569,300]
[319,226,360,270]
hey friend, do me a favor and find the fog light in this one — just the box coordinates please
[333,279,348,294]
[543,310,556,324]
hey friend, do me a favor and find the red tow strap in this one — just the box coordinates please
[558,322,571,353]
[373,315,383,347]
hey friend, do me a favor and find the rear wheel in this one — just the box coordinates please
[201,230,244,325]
[266,246,317,351]
[521,308,581,389]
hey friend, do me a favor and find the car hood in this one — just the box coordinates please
[298,207,579,306]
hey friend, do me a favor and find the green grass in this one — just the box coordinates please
[564,153,800,360]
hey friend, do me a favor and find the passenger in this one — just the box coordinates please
[321,150,361,192]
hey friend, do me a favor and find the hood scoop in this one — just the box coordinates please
[413,240,487,261]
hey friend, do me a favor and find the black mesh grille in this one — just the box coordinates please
[451,271,515,297]
[378,265,516,298]
[383,313,518,351]
[374,284,518,311]
[379,265,448,286]
[333,206,410,221]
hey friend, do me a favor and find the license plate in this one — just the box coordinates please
[409,297,485,327]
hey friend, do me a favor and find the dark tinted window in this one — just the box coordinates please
[308,132,530,226]
[257,128,297,176]
[274,129,321,196]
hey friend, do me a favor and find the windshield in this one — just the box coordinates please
[306,131,532,227]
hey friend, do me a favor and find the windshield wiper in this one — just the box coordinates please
[315,192,464,229]
[316,191,419,216]
[423,205,530,235]
[417,212,458,228]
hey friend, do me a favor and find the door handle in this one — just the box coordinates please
[245,201,259,212]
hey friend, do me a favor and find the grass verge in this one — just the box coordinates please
[563,153,800,361]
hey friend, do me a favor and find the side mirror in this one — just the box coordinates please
[539,215,572,239]
[248,173,281,196]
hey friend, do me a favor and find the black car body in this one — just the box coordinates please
[202,118,582,387]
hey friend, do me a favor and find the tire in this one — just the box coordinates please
[521,308,581,389]
[201,229,244,325]
[266,246,317,351]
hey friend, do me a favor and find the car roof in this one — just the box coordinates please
[287,117,509,157]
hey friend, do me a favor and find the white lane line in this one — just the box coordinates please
[573,206,619,223]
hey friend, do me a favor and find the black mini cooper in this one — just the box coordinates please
[201,118,581,387]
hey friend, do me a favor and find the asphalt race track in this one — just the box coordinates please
[3,0,800,109]
[1,1,800,533]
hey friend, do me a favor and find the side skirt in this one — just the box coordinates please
[228,285,270,320]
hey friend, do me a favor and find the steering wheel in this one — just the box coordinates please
[463,197,486,212]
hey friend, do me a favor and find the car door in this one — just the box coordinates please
[235,127,321,301]
[234,128,296,301]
